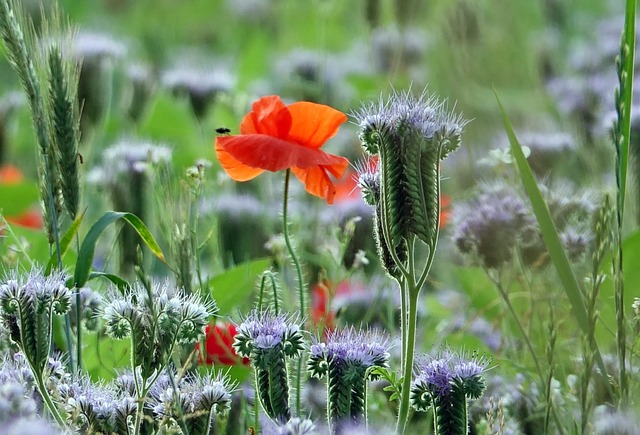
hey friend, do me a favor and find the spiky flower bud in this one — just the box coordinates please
[354,90,467,279]
[0,269,70,373]
[151,372,235,435]
[411,349,489,435]
[102,280,217,378]
[308,327,390,433]
[234,310,304,423]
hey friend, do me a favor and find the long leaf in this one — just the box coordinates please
[494,90,610,381]
[87,272,131,293]
[45,209,85,276]
[73,211,166,288]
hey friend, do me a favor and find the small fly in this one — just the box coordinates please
[215,127,231,135]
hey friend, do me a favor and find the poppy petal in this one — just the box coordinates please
[240,95,292,139]
[286,102,347,149]
[219,134,347,172]
[215,137,265,181]
[292,162,349,204]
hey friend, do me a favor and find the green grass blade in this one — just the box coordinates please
[87,272,131,293]
[73,211,167,287]
[495,91,589,331]
[495,90,611,385]
[45,209,85,276]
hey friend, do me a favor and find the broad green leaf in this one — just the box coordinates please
[495,90,610,385]
[208,258,272,315]
[0,183,39,215]
[45,210,86,276]
[73,211,166,288]
[82,331,131,380]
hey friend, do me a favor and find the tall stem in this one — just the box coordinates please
[396,286,419,434]
[282,169,305,317]
[34,373,67,429]
[281,169,305,416]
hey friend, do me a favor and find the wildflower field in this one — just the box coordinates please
[0,0,639,433]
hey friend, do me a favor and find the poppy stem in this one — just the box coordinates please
[282,168,305,416]
[282,169,306,317]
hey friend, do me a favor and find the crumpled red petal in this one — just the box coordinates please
[240,95,291,138]
[218,134,347,172]
[292,159,349,204]
[215,137,265,181]
[286,102,347,149]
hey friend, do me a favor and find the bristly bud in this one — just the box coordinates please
[354,89,467,278]
[308,327,390,433]
[411,349,489,434]
[102,280,216,378]
[150,371,235,434]
[0,268,70,373]
[234,309,304,423]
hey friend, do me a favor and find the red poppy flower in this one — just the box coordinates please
[197,323,248,366]
[215,95,349,204]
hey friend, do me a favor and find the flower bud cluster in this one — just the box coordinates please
[0,269,71,373]
[452,182,596,269]
[411,350,488,434]
[308,327,390,432]
[102,280,216,378]
[234,310,304,423]
[150,372,235,435]
[59,375,137,434]
[354,90,467,279]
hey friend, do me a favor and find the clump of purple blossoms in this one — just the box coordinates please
[308,327,390,433]
[411,349,489,434]
[233,310,304,423]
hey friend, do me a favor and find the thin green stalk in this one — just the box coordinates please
[612,0,636,403]
[395,286,419,434]
[281,169,304,415]
[399,278,407,368]
[282,169,305,317]
[0,215,35,269]
[490,274,544,383]
[34,372,67,429]
[75,236,82,371]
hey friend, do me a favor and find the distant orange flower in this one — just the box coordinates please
[215,95,349,204]
[0,164,24,184]
[0,164,43,230]
[6,208,43,229]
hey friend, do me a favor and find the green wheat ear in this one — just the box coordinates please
[47,45,81,220]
